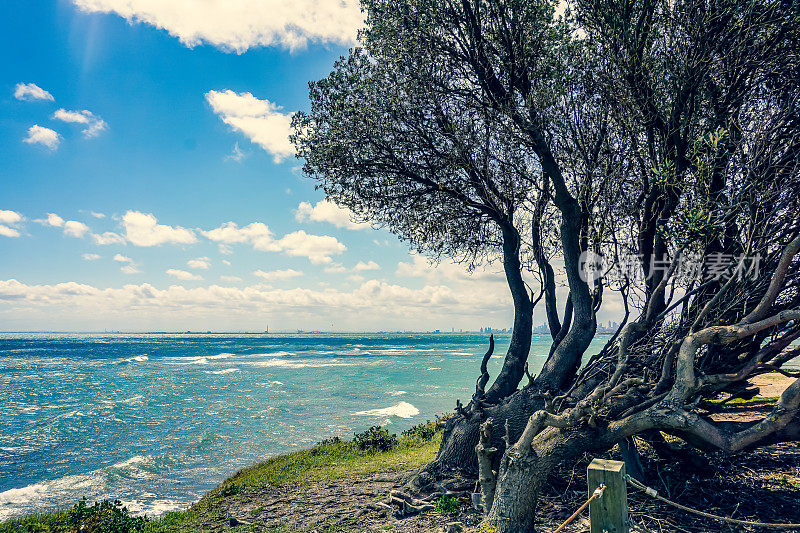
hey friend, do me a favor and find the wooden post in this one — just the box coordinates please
[588,458,629,533]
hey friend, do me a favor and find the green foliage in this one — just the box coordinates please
[68,499,148,533]
[402,421,435,441]
[353,426,398,453]
[433,495,460,514]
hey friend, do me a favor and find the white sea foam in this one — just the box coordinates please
[204,368,239,375]
[249,351,292,357]
[354,401,420,419]
[426,367,441,371]
[248,359,356,369]
[0,454,171,521]
[126,355,149,363]
[389,391,407,396]
[120,395,144,406]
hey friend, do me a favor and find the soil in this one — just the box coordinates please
[195,442,800,532]
[196,381,800,532]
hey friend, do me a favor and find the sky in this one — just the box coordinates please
[0,0,620,332]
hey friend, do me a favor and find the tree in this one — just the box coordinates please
[294,0,800,530]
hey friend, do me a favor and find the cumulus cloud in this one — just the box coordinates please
[120,265,141,275]
[113,254,133,263]
[272,230,345,264]
[72,0,362,52]
[396,254,506,284]
[23,125,61,150]
[354,261,380,271]
[0,278,497,331]
[123,211,197,247]
[52,108,108,137]
[90,211,106,219]
[187,257,210,270]
[205,90,293,163]
[202,221,345,264]
[253,268,303,281]
[0,211,23,225]
[82,253,101,261]
[0,210,23,238]
[63,220,90,238]
[43,213,65,227]
[92,231,126,245]
[0,226,20,238]
[14,83,54,101]
[166,268,202,281]
[295,199,370,230]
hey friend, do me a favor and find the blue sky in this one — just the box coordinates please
[0,0,533,331]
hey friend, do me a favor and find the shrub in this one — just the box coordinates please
[67,498,148,533]
[353,426,398,453]
[402,422,436,441]
[433,494,460,514]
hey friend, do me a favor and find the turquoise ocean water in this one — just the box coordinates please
[0,332,608,520]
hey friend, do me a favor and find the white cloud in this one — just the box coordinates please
[272,230,345,264]
[0,278,501,331]
[123,211,197,247]
[295,200,369,230]
[44,213,65,227]
[113,254,133,263]
[14,83,54,101]
[225,142,246,162]
[82,253,101,261]
[0,211,23,238]
[92,231,126,245]
[72,0,362,52]
[253,268,303,281]
[90,211,106,219]
[354,261,380,271]
[396,254,506,284]
[52,109,108,137]
[166,268,202,281]
[187,257,210,270]
[120,265,141,274]
[0,211,23,225]
[222,259,231,266]
[0,226,20,238]
[324,263,347,274]
[202,221,272,246]
[63,220,90,238]
[220,275,242,282]
[23,125,60,150]
[205,90,293,163]
[202,221,345,264]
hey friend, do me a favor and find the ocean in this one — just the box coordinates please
[0,332,608,520]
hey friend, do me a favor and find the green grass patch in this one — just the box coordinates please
[702,396,779,409]
[1,420,448,533]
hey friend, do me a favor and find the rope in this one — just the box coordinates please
[553,484,606,533]
[625,475,800,530]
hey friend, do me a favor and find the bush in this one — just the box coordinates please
[67,498,148,533]
[433,494,460,514]
[402,421,436,441]
[316,436,342,446]
[353,426,398,453]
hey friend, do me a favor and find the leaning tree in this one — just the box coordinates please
[293,0,800,530]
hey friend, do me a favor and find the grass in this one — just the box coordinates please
[702,396,779,408]
[1,422,446,533]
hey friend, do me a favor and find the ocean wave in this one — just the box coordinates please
[248,359,356,369]
[248,351,292,357]
[0,454,175,521]
[426,367,441,371]
[204,368,239,375]
[353,401,420,419]
[389,391,407,396]
[125,355,149,363]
